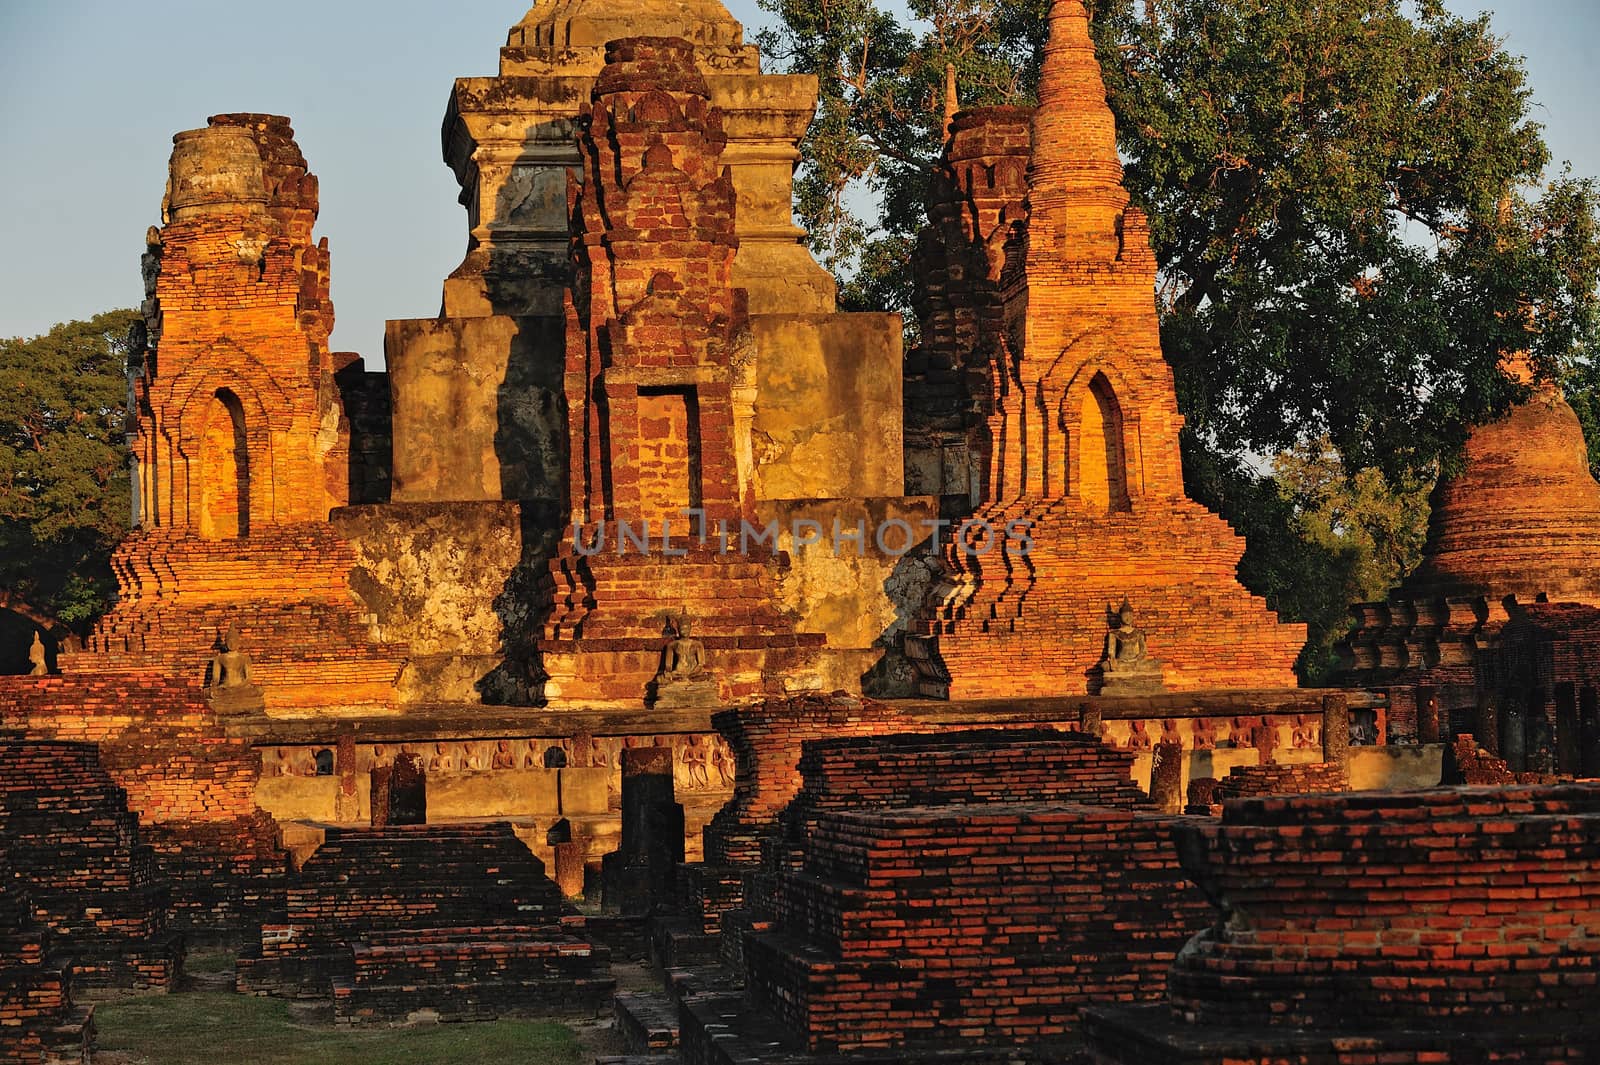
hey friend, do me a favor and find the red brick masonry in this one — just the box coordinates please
[1084,782,1600,1063]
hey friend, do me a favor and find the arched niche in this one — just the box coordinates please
[1076,371,1129,514]
[199,388,251,539]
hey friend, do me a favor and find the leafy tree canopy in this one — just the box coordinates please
[0,309,137,635]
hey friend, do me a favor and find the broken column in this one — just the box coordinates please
[602,747,685,916]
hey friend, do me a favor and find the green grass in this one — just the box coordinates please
[94,993,585,1065]
[181,946,236,975]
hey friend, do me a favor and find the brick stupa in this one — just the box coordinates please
[528,39,825,707]
[62,115,406,713]
[1340,361,1600,724]
[910,0,1305,698]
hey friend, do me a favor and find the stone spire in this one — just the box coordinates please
[1026,0,1129,258]
[942,63,960,138]
[905,0,1306,699]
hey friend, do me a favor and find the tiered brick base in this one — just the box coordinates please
[0,675,286,932]
[710,801,1207,1059]
[0,740,181,990]
[532,548,826,708]
[64,525,407,712]
[674,727,1207,1063]
[0,850,93,1065]
[916,499,1306,699]
[236,823,584,1008]
[1084,783,1600,1063]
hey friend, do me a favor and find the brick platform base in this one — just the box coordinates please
[332,926,613,1023]
[1084,783,1600,1063]
[236,822,588,1007]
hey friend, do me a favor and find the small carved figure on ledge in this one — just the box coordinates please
[1124,719,1153,751]
[650,611,719,709]
[1097,600,1167,696]
[1102,599,1148,671]
[206,622,264,715]
[491,739,517,770]
[658,612,706,680]
[27,631,49,676]
[209,623,254,688]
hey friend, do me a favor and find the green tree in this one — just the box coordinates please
[0,310,137,639]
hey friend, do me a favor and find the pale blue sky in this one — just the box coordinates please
[1,1,1596,360]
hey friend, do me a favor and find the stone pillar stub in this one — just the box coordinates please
[1322,693,1351,768]
[1150,741,1183,814]
[603,746,685,915]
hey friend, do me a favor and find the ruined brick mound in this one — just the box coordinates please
[0,675,288,933]
[1406,385,1600,603]
[703,693,917,865]
[698,723,1156,978]
[0,850,94,1065]
[0,740,181,991]
[142,814,287,932]
[236,822,571,998]
[709,802,1208,1060]
[1083,782,1600,1063]
[1212,759,1348,800]
[332,925,614,1024]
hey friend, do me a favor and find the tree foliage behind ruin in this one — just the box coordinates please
[0,309,136,633]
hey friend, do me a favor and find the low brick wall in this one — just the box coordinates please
[738,801,1208,1055]
[1084,782,1600,1063]
[0,739,181,990]
[1213,759,1349,799]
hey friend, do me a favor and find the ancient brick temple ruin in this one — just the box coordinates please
[532,37,826,707]
[1340,357,1600,753]
[63,114,407,714]
[6,0,1600,1061]
[906,0,1307,700]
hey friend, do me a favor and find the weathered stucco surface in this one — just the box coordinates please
[385,315,565,504]
[333,501,557,704]
[757,496,940,697]
[751,313,905,502]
